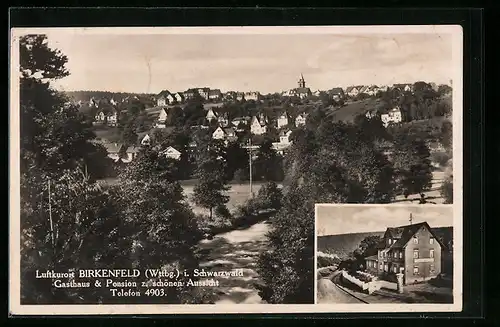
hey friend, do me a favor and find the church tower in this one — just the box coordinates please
[298,73,306,88]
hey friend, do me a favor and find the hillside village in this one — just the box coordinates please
[70,74,453,168]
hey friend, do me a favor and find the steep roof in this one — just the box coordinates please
[103,143,124,154]
[157,90,171,98]
[378,221,447,250]
[365,255,378,261]
[329,87,344,94]
[209,89,222,96]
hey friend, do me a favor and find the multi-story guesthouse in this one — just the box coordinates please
[380,106,403,127]
[365,220,446,285]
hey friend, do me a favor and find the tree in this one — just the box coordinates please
[255,181,283,211]
[440,120,453,152]
[225,141,249,181]
[393,135,433,197]
[114,148,206,303]
[192,139,230,219]
[19,35,122,303]
[256,184,315,304]
[353,235,382,262]
[253,138,284,182]
[440,174,453,204]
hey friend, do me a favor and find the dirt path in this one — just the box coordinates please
[317,270,366,304]
[197,221,271,304]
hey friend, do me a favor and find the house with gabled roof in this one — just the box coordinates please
[160,146,182,160]
[380,106,402,127]
[329,87,345,101]
[250,115,267,135]
[392,83,413,93]
[365,220,446,285]
[206,108,218,122]
[295,113,307,127]
[157,90,172,106]
[277,112,290,129]
[345,85,365,97]
[209,89,222,101]
[197,87,211,100]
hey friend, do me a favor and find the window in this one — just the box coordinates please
[413,236,419,244]
[413,266,419,275]
[384,264,388,272]
[413,249,419,259]
[393,265,397,273]
[379,251,382,258]
[430,249,435,258]
[399,251,403,259]
[389,238,392,245]
[430,238,434,245]
[379,263,383,270]
[430,264,435,273]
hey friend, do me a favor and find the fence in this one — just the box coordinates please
[341,271,398,294]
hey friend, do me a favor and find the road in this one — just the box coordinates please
[317,270,367,304]
[197,221,270,304]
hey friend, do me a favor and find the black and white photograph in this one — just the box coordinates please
[316,204,455,305]
[9,25,462,315]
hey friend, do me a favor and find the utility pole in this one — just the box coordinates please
[248,137,253,198]
[409,213,413,225]
[48,178,55,248]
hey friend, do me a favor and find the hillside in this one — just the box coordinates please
[317,231,385,259]
[326,98,386,123]
[67,91,154,102]
[318,226,453,260]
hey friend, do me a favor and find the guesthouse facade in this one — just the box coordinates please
[365,221,445,285]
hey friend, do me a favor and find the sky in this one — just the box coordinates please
[316,205,454,236]
[39,29,453,95]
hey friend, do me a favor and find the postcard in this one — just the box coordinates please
[9,25,462,315]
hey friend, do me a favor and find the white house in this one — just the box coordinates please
[197,88,210,100]
[162,146,181,160]
[212,126,226,140]
[158,108,168,123]
[244,91,260,101]
[206,108,218,122]
[279,130,293,144]
[106,111,118,127]
[295,113,307,127]
[122,146,140,163]
[174,92,184,103]
[217,112,229,127]
[381,107,403,127]
[250,116,267,135]
[141,134,151,146]
[346,85,364,97]
[277,113,289,129]
[209,89,222,101]
[157,90,172,106]
[236,92,245,101]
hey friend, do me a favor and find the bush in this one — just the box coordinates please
[317,255,340,268]
[255,181,283,211]
[431,151,450,168]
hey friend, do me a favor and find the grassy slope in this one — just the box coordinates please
[318,227,453,260]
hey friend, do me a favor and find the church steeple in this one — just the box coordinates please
[298,73,306,88]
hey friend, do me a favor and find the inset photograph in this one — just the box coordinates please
[316,204,454,304]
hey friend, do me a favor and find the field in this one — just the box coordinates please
[327,98,384,123]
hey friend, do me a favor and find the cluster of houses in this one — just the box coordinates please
[365,106,404,127]
[156,88,262,106]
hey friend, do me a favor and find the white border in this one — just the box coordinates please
[314,204,461,312]
[9,25,463,315]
